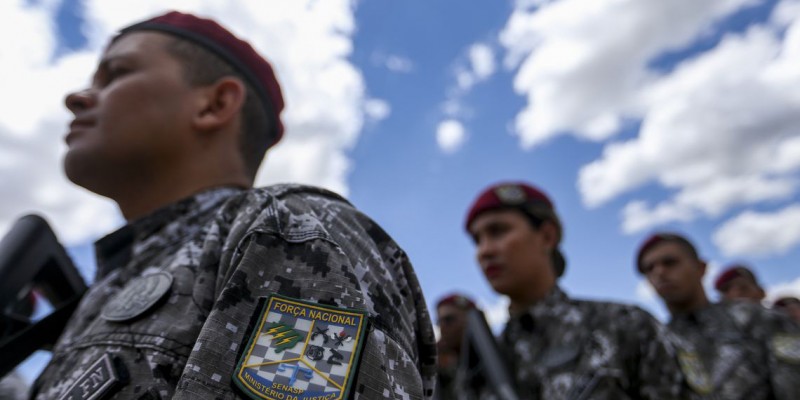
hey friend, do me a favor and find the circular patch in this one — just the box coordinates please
[102,271,173,322]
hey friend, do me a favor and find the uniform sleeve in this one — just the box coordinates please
[171,230,432,400]
[630,310,686,400]
[762,309,800,399]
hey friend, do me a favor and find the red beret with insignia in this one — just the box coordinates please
[635,232,699,274]
[117,11,285,148]
[465,182,567,277]
[714,265,758,291]
[436,293,477,311]
[464,182,556,231]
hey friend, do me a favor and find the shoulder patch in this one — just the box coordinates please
[771,333,800,364]
[233,295,370,400]
[677,350,713,395]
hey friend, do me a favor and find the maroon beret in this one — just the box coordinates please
[465,182,557,231]
[635,232,698,274]
[436,293,477,311]
[714,265,758,291]
[117,11,285,148]
[774,297,800,308]
[465,182,567,277]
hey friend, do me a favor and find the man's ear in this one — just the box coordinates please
[192,77,246,132]
[698,260,707,278]
[539,220,559,249]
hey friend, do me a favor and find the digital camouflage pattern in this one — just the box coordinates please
[460,286,686,400]
[667,301,800,400]
[32,184,436,400]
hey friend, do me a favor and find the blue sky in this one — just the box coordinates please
[3,0,800,382]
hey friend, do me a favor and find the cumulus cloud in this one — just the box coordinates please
[456,43,497,91]
[436,119,467,154]
[505,0,800,237]
[434,42,497,153]
[370,52,415,73]
[0,0,371,243]
[713,205,800,257]
[500,0,756,148]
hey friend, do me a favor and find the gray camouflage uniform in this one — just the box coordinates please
[667,301,800,400]
[461,286,685,400]
[32,184,436,400]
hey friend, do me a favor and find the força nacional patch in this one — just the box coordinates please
[233,295,369,400]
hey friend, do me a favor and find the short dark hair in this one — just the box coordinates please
[164,37,273,180]
[636,232,700,273]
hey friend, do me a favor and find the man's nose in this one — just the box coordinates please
[64,88,96,114]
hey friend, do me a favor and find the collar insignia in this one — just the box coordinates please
[233,295,369,400]
[677,350,712,394]
[771,333,800,363]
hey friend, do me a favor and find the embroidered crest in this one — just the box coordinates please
[58,353,127,400]
[771,333,800,363]
[101,271,173,322]
[233,295,369,400]
[494,185,527,205]
[677,350,712,394]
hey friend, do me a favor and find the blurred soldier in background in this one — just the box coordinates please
[461,181,685,399]
[714,264,766,303]
[773,296,800,324]
[637,232,800,399]
[434,293,478,400]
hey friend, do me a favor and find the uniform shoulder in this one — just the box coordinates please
[720,300,799,332]
[572,298,660,327]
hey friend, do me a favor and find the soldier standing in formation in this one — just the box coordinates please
[714,264,766,303]
[637,232,800,399]
[434,293,478,400]
[31,10,435,400]
[460,181,685,399]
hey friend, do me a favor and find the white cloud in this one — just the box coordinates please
[713,205,800,257]
[363,98,391,122]
[385,55,414,73]
[436,119,467,154]
[0,0,372,243]
[370,52,415,73]
[468,43,496,83]
[500,0,756,148]
[559,2,800,235]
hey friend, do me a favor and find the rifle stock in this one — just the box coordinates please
[0,214,86,377]
[460,309,520,400]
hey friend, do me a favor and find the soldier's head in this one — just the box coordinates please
[636,233,708,313]
[714,265,765,303]
[773,296,800,323]
[435,293,477,357]
[465,182,565,307]
[63,11,283,218]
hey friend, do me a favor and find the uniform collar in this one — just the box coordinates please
[509,286,570,332]
[94,187,242,279]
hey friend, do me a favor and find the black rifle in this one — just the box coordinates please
[0,214,87,377]
[459,309,520,400]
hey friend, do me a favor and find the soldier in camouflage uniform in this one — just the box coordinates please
[636,232,800,399]
[713,264,766,303]
[433,293,477,400]
[31,11,436,400]
[460,182,685,399]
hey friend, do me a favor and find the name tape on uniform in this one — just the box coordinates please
[57,353,127,400]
